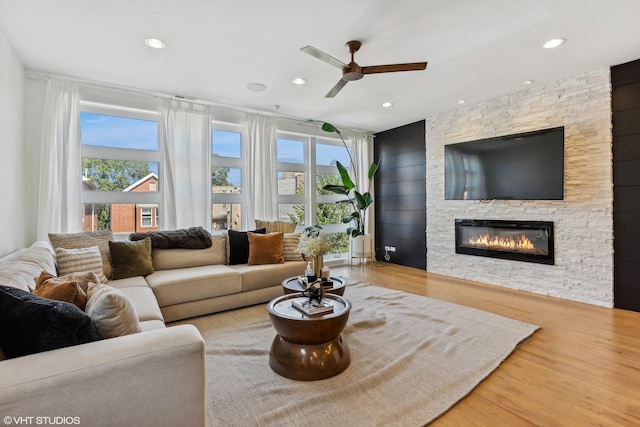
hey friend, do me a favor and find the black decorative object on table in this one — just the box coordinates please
[301,281,324,305]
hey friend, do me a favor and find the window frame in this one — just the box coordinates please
[211,121,245,230]
[79,101,162,232]
[276,132,350,243]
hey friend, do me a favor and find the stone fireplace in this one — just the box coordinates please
[455,219,554,265]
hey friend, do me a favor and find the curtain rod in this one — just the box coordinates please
[26,70,373,135]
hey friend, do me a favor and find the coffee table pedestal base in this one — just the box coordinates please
[269,334,350,381]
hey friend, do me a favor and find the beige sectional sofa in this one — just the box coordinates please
[0,230,307,426]
[147,232,306,321]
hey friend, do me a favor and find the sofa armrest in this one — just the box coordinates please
[0,325,205,427]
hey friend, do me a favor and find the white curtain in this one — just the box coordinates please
[351,132,376,235]
[36,80,82,240]
[161,100,212,230]
[244,114,277,227]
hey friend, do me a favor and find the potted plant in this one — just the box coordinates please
[298,225,332,277]
[321,122,379,258]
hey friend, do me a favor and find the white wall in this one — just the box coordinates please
[0,29,26,256]
[426,68,614,307]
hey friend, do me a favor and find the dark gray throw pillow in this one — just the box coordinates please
[228,228,266,265]
[0,286,102,358]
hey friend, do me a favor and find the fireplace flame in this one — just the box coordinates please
[468,233,535,252]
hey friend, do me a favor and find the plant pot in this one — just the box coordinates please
[350,234,373,258]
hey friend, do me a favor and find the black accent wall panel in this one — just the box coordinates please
[374,121,426,270]
[612,58,640,312]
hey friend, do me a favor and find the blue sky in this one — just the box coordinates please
[81,113,351,187]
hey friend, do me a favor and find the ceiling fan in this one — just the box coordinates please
[300,40,428,98]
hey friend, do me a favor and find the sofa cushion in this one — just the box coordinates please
[0,242,57,292]
[228,228,266,265]
[230,260,307,292]
[255,220,297,233]
[0,286,102,358]
[54,246,108,284]
[115,285,165,323]
[145,265,242,307]
[85,283,142,338]
[49,230,114,280]
[33,271,87,310]
[107,275,150,289]
[248,232,285,265]
[282,233,304,261]
[152,233,227,270]
[109,238,154,280]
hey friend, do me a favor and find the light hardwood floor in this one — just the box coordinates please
[331,263,640,426]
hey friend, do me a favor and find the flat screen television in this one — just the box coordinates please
[444,127,564,200]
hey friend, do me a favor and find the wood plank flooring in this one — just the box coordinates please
[331,263,640,426]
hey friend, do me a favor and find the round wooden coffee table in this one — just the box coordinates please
[281,276,347,296]
[267,293,351,381]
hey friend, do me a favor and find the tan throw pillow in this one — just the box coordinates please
[55,246,108,284]
[49,231,114,280]
[33,271,88,310]
[255,220,297,233]
[85,282,141,338]
[282,233,304,261]
[247,232,285,265]
[60,271,101,293]
[108,238,154,280]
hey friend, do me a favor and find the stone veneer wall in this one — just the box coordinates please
[425,68,613,307]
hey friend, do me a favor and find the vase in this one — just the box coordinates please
[312,255,324,278]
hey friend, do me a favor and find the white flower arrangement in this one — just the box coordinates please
[298,225,332,257]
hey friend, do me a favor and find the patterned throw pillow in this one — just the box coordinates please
[54,246,108,284]
[85,282,141,339]
[282,233,304,261]
[254,220,297,233]
[49,231,114,280]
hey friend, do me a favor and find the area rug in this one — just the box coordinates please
[174,281,539,427]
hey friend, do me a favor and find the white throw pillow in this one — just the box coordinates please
[55,246,108,283]
[85,282,141,338]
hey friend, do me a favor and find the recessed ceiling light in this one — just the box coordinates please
[292,77,306,85]
[144,38,166,49]
[382,101,393,108]
[247,83,267,92]
[542,38,566,49]
[458,100,467,105]
[522,80,534,85]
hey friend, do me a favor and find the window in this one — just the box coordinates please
[315,141,351,254]
[212,125,244,230]
[80,105,161,237]
[276,133,350,255]
[140,207,153,227]
[277,137,306,224]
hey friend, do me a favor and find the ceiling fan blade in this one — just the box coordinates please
[362,62,428,74]
[325,79,348,98]
[300,46,346,69]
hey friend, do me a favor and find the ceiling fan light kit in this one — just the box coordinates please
[301,40,428,98]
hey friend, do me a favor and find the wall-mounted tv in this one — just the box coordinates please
[444,127,564,200]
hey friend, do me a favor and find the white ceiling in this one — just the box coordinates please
[1,0,640,133]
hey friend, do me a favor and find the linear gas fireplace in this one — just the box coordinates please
[455,219,554,265]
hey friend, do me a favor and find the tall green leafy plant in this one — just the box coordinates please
[321,122,379,237]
